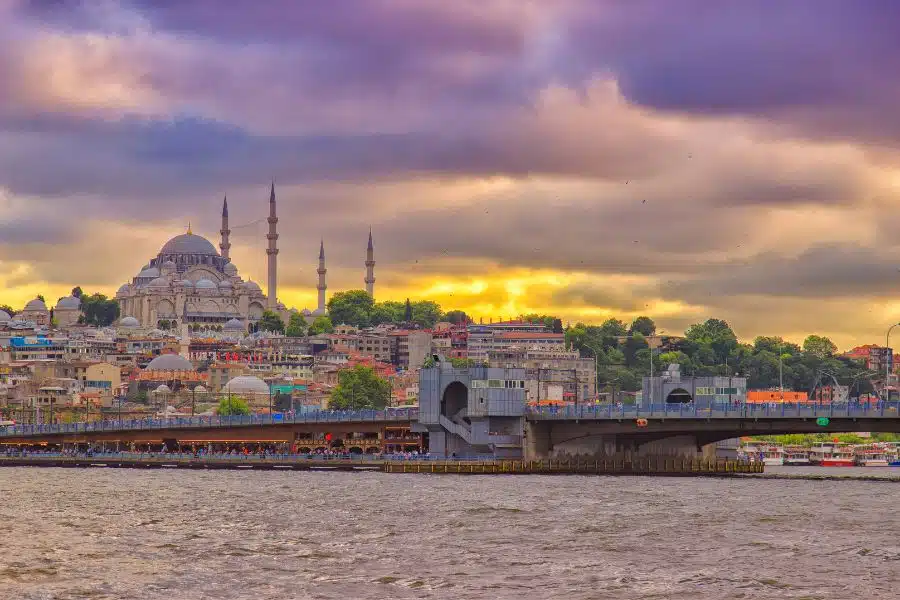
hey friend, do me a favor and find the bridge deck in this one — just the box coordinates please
[526,401,900,420]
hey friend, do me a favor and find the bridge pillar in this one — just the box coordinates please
[524,421,551,460]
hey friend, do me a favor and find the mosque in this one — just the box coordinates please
[115,184,376,332]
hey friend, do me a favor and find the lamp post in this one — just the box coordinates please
[581,342,603,402]
[778,340,784,403]
[886,323,900,402]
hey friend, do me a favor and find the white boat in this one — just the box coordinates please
[762,446,784,466]
[855,445,891,467]
[783,447,811,466]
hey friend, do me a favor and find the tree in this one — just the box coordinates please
[273,392,293,412]
[328,365,391,410]
[684,318,738,365]
[217,397,251,416]
[371,301,404,325]
[158,319,170,330]
[0,304,15,316]
[523,313,560,330]
[327,290,374,327]
[802,334,837,359]
[36,294,45,303]
[629,316,656,337]
[551,318,564,334]
[309,315,334,335]
[258,310,285,333]
[71,286,83,299]
[285,313,307,337]
[404,298,413,322]
[80,293,120,326]
[411,300,442,328]
[443,310,469,325]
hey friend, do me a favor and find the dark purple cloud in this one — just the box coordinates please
[567,0,900,143]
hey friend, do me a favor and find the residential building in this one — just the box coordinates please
[844,344,892,374]
[488,347,596,404]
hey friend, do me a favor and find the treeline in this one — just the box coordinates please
[568,316,876,394]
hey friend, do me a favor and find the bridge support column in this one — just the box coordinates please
[524,421,551,460]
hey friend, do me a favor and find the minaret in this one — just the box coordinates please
[266,182,279,309]
[316,239,327,312]
[219,196,231,260]
[365,228,375,298]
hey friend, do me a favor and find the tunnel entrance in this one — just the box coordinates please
[441,381,469,419]
[666,388,693,403]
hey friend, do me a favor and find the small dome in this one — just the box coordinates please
[0,310,10,322]
[148,277,169,288]
[224,263,238,276]
[55,296,81,310]
[119,316,140,328]
[154,384,172,394]
[24,298,47,311]
[224,375,269,397]
[195,278,217,290]
[178,279,193,288]
[193,385,207,394]
[161,260,177,272]
[219,279,233,289]
[116,284,131,296]
[276,302,286,310]
[145,354,194,371]
[159,233,219,256]
[244,280,262,293]
[301,308,312,316]
[224,318,245,331]
[137,267,160,278]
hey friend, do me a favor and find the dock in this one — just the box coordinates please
[0,455,762,475]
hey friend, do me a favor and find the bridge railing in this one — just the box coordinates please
[0,407,419,438]
[525,401,900,420]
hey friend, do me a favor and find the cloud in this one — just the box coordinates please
[2,1,900,347]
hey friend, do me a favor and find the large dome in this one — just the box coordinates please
[159,233,219,256]
[224,375,269,397]
[24,298,47,311]
[145,354,194,371]
[56,296,81,310]
[119,316,140,328]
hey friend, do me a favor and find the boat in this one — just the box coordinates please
[855,451,890,467]
[762,445,784,466]
[821,444,855,467]
[783,446,811,466]
[809,442,855,467]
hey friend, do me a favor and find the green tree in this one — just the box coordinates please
[327,290,374,327]
[802,334,837,359]
[371,301,404,325]
[0,304,15,317]
[285,313,307,337]
[629,316,656,337]
[443,310,469,325]
[684,318,738,365]
[411,300,442,328]
[258,310,285,333]
[328,365,391,410]
[551,318,564,334]
[217,397,251,416]
[404,298,413,322]
[273,392,293,412]
[36,294,45,303]
[71,286,83,299]
[81,293,121,326]
[309,315,334,335]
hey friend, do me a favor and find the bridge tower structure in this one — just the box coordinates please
[417,360,527,459]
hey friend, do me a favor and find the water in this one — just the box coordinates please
[0,468,897,599]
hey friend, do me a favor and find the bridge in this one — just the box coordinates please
[5,400,899,460]
[523,401,900,458]
[0,408,424,454]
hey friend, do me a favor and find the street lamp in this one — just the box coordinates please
[886,323,900,401]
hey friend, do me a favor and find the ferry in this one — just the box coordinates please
[854,448,890,467]
[783,446,811,466]
[762,446,785,466]
[808,442,855,467]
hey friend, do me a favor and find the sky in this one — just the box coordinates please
[2,0,900,349]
